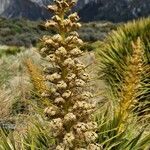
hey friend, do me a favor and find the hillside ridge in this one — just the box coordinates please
[0,0,150,22]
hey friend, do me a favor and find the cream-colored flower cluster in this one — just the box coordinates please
[40,0,100,149]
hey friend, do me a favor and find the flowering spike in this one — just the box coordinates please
[40,0,99,149]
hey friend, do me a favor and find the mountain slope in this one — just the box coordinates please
[30,0,52,6]
[0,0,10,14]
[79,0,150,22]
[0,0,150,22]
[1,0,51,20]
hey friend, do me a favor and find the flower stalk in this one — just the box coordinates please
[40,0,100,149]
[26,59,48,95]
[118,37,144,132]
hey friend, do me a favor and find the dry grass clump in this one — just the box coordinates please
[0,48,43,122]
[0,89,13,123]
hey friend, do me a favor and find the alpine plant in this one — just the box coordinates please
[40,0,100,149]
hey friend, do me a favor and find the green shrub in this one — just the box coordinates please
[78,22,117,42]
[0,46,22,57]
[97,17,150,117]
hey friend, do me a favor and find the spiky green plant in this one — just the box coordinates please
[95,103,150,150]
[95,39,150,150]
[97,17,150,118]
[0,117,55,150]
[22,118,55,150]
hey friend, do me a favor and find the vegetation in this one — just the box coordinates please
[0,46,24,58]
[98,17,150,119]
[0,1,150,150]
[0,18,116,48]
[0,18,49,47]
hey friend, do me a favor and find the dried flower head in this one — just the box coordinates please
[62,90,72,98]
[54,97,65,104]
[84,131,98,143]
[63,132,75,147]
[56,47,67,56]
[87,144,102,150]
[57,80,67,89]
[44,106,59,116]
[64,113,76,122]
